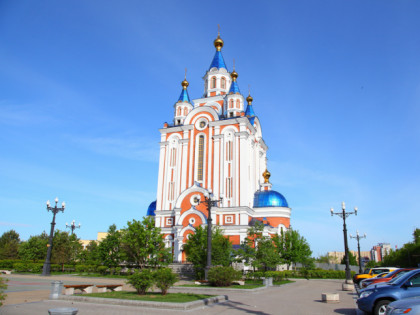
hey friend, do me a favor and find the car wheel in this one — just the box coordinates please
[374,300,391,315]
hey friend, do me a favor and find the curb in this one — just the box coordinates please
[58,294,228,310]
[171,285,268,293]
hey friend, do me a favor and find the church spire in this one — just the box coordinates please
[177,70,191,103]
[229,59,240,94]
[209,26,227,70]
[245,88,256,124]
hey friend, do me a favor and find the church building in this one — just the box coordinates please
[147,33,291,262]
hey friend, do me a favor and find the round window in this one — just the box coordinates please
[190,194,201,206]
[189,218,196,225]
[196,119,208,130]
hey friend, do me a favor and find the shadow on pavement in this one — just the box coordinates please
[334,308,356,314]
[216,300,272,315]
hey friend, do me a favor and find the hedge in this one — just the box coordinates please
[246,269,355,280]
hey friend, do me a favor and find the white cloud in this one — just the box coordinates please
[0,221,31,227]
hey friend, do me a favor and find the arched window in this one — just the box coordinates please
[229,99,234,109]
[197,135,204,181]
[177,107,181,116]
[221,77,226,89]
[211,76,217,89]
[236,99,240,109]
[226,140,233,161]
[183,107,188,116]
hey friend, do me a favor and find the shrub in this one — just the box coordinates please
[208,266,241,287]
[0,277,7,306]
[75,265,86,274]
[115,267,122,275]
[127,269,155,295]
[154,268,178,295]
[0,260,20,269]
[13,262,29,272]
[97,266,108,275]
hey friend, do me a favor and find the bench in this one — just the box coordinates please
[96,284,123,293]
[63,284,94,295]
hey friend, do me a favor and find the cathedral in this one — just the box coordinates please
[147,33,291,262]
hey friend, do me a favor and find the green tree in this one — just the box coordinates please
[237,221,281,271]
[183,225,233,279]
[340,251,358,266]
[0,230,20,260]
[120,217,171,269]
[381,228,420,268]
[84,241,100,265]
[316,253,334,264]
[51,230,82,270]
[98,224,123,269]
[273,229,312,270]
[18,232,49,262]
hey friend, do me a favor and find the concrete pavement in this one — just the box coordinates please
[1,275,361,314]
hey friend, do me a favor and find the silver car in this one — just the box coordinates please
[385,297,420,314]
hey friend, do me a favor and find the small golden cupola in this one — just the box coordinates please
[263,169,271,184]
[174,70,193,126]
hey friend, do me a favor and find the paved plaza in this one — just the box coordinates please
[1,274,362,315]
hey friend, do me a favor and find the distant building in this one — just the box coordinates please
[328,251,371,264]
[80,232,108,249]
[370,243,391,262]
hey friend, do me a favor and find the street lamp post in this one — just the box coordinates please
[42,197,65,276]
[350,231,366,274]
[200,189,223,280]
[331,201,357,283]
[66,220,81,235]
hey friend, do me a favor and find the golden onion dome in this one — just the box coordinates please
[214,35,224,51]
[246,94,253,105]
[181,79,189,89]
[231,70,238,81]
[263,169,271,183]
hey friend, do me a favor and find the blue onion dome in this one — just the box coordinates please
[147,200,157,216]
[209,34,227,70]
[178,78,191,103]
[253,190,289,208]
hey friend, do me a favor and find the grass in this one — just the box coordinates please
[86,291,215,303]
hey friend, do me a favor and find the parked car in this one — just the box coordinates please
[357,269,420,315]
[385,297,420,314]
[354,267,398,285]
[361,268,416,289]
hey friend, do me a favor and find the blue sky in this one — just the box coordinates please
[1,0,419,256]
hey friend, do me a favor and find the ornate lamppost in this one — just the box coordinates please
[42,197,65,276]
[66,220,81,235]
[199,189,223,280]
[350,231,366,274]
[330,201,357,284]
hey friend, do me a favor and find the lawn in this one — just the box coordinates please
[86,291,215,303]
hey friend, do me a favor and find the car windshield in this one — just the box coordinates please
[363,268,371,274]
[388,270,419,286]
[383,269,401,278]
